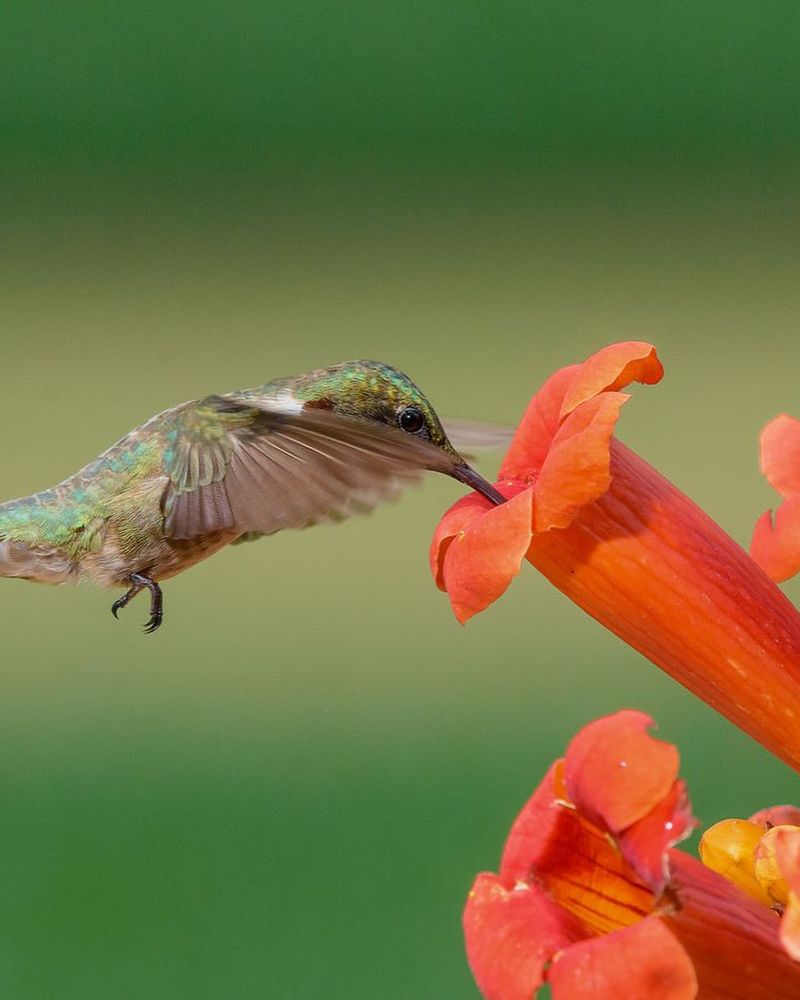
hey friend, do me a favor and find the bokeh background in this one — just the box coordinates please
[2,3,799,996]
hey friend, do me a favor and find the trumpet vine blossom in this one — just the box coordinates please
[465,711,800,999]
[430,342,800,772]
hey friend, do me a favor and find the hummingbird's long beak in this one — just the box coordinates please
[451,463,507,506]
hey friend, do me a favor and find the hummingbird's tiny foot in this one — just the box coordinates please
[130,572,164,634]
[111,573,164,632]
[143,605,163,633]
[111,581,143,620]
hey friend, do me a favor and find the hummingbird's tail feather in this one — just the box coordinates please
[0,539,75,584]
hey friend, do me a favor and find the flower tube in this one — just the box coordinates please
[431,343,800,771]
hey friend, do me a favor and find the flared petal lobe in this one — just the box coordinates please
[751,414,800,582]
[755,827,796,908]
[563,711,694,892]
[546,918,697,1000]
[750,805,800,828]
[464,875,585,1000]
[557,341,663,417]
[429,487,531,623]
[564,710,679,833]
[531,391,630,532]
[752,501,800,583]
[616,780,695,894]
[761,415,800,496]
[498,340,662,485]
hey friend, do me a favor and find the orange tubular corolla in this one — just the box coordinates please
[464,711,800,1000]
[431,343,800,772]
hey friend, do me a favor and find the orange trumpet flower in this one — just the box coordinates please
[465,711,800,999]
[430,343,800,772]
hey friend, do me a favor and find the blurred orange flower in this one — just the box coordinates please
[431,343,800,772]
[700,804,800,963]
[465,711,800,1000]
[751,414,800,582]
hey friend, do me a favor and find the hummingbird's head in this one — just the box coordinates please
[290,360,507,506]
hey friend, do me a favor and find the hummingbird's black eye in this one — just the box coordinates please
[398,406,425,434]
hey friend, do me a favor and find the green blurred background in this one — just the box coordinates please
[2,3,800,996]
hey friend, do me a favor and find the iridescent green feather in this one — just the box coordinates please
[244,360,449,448]
[0,427,164,555]
[159,396,258,504]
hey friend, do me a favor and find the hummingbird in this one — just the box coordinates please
[0,360,507,632]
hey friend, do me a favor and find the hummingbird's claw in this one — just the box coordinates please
[111,572,164,634]
[111,582,141,620]
[142,607,163,634]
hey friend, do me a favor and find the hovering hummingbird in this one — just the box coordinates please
[0,360,507,632]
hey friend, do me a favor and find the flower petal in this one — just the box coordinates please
[533,392,630,531]
[500,365,578,481]
[564,711,679,834]
[699,819,774,907]
[499,343,663,483]
[760,414,800,498]
[547,917,697,1000]
[464,874,586,1000]
[750,498,800,583]
[617,780,695,894]
[431,488,533,623]
[750,806,800,829]
[780,895,800,963]
[754,826,797,908]
[435,342,664,623]
[499,761,569,884]
[430,493,494,591]
[558,341,664,420]
[500,761,654,936]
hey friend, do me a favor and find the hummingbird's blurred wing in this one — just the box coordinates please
[162,396,452,540]
[442,419,513,453]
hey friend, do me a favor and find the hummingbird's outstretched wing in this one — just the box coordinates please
[442,420,513,453]
[161,395,452,540]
